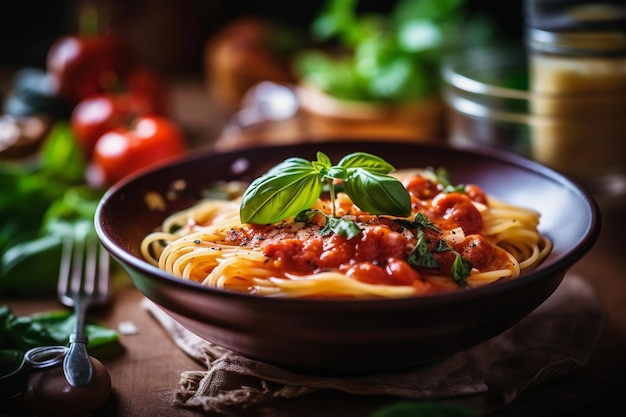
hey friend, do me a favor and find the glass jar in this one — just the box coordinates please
[525,0,626,205]
[442,44,533,158]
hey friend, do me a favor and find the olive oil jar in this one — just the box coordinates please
[525,0,626,206]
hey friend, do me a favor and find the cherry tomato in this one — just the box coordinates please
[46,32,129,103]
[70,90,164,156]
[71,95,132,156]
[89,116,186,187]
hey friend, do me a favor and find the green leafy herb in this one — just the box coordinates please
[240,155,326,225]
[426,166,465,193]
[296,209,363,239]
[408,229,440,269]
[395,212,440,233]
[0,122,105,296]
[240,151,411,225]
[0,305,119,354]
[399,213,472,285]
[434,239,473,285]
[294,0,489,103]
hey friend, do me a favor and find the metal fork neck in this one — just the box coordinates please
[69,334,88,344]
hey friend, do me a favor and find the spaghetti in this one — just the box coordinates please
[140,169,551,299]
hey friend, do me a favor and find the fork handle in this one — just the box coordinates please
[63,333,94,387]
[63,302,94,387]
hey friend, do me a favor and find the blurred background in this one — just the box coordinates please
[0,0,523,74]
[3,0,623,208]
[0,0,523,143]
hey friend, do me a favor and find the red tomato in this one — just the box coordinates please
[47,32,129,103]
[71,95,132,156]
[70,91,163,156]
[89,116,186,187]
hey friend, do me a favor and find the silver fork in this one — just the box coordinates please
[57,227,111,387]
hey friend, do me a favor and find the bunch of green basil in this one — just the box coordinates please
[0,122,104,295]
[294,0,490,103]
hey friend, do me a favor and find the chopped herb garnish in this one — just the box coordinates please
[432,239,472,286]
[402,213,473,285]
[296,209,362,239]
[394,212,441,233]
[408,229,440,269]
[426,166,466,194]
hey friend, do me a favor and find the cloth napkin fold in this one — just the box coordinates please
[143,274,603,415]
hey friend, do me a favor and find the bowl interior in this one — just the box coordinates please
[98,140,597,271]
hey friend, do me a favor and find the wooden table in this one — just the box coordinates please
[2,78,626,416]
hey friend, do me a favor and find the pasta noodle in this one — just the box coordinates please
[140,170,551,299]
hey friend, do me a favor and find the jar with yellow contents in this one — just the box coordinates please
[525,0,626,206]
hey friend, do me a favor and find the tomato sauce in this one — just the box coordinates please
[236,173,512,295]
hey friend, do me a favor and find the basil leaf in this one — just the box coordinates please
[241,152,410,224]
[240,158,324,224]
[326,165,347,180]
[320,215,362,239]
[294,209,318,223]
[426,166,449,186]
[433,239,471,285]
[0,305,118,352]
[342,168,411,216]
[297,210,362,240]
[433,238,451,253]
[336,152,395,174]
[408,229,439,269]
[426,166,465,194]
[451,255,472,286]
[395,213,441,233]
[312,151,332,172]
[39,122,86,184]
[444,184,466,194]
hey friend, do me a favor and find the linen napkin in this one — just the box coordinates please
[142,274,603,415]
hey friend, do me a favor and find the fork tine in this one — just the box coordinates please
[58,232,111,304]
[70,236,87,296]
[83,237,98,295]
[57,238,70,297]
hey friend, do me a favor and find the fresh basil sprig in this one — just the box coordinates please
[240,151,411,225]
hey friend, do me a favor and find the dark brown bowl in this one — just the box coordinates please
[95,140,601,375]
